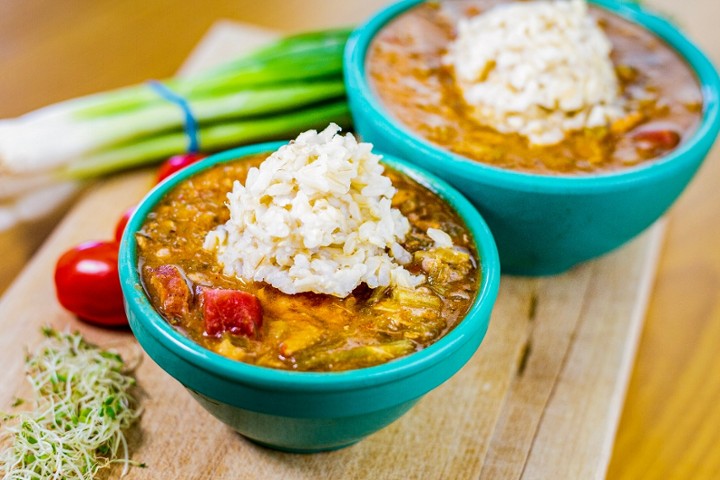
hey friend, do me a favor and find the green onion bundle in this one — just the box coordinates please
[0,29,352,230]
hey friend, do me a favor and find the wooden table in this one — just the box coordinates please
[1,1,718,478]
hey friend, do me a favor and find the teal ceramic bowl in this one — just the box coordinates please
[344,0,720,275]
[119,141,500,453]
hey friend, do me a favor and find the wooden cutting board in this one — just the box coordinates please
[0,22,664,479]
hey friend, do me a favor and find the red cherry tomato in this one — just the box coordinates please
[114,206,136,243]
[156,153,206,184]
[54,241,127,327]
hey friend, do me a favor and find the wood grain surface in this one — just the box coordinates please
[1,1,719,478]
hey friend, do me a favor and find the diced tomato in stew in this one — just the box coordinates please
[146,265,191,319]
[200,287,263,338]
[633,129,681,151]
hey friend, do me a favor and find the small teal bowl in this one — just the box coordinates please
[344,0,720,275]
[119,141,500,452]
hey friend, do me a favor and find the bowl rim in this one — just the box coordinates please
[343,0,720,194]
[119,141,500,393]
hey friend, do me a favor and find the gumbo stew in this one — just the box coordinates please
[366,0,703,174]
[136,154,480,372]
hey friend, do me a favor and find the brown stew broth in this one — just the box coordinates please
[366,0,703,174]
[136,154,480,371]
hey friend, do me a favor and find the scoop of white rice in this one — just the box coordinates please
[444,0,625,145]
[204,124,426,298]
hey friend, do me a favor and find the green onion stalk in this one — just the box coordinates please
[0,28,352,231]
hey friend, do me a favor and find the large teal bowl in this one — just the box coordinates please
[344,0,720,275]
[119,142,500,452]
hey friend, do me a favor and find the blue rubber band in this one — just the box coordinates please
[148,80,200,153]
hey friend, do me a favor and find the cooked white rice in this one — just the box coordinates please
[444,0,625,145]
[204,124,426,298]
